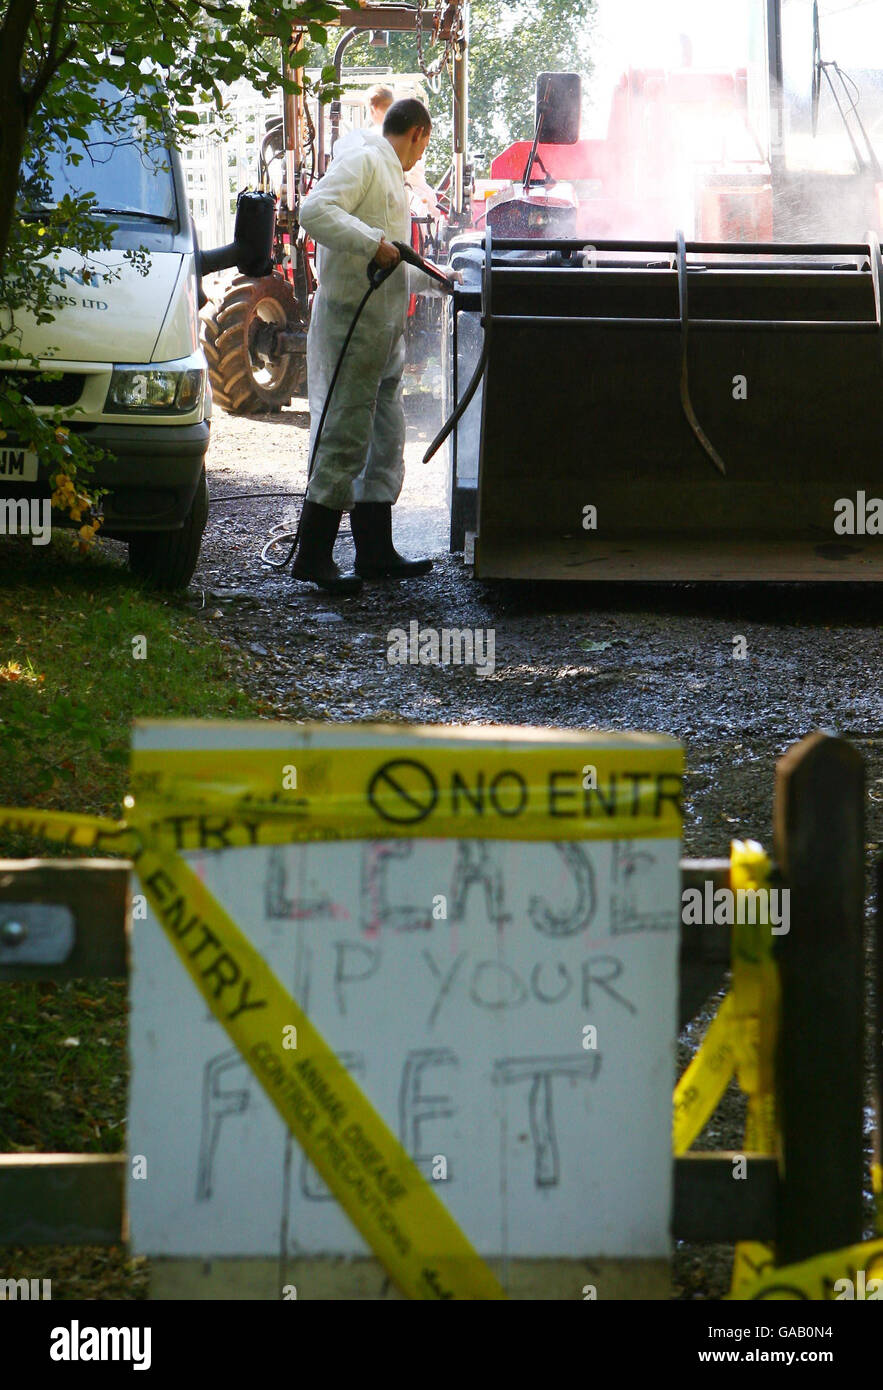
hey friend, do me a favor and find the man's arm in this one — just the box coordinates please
[300,152,386,260]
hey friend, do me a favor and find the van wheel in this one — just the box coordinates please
[128,469,209,589]
[202,273,306,415]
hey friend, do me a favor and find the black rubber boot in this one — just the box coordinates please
[351,502,433,579]
[291,500,363,594]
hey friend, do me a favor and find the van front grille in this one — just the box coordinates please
[2,372,85,407]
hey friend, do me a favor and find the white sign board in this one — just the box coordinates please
[127,723,682,1269]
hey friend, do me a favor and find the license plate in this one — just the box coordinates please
[0,448,38,482]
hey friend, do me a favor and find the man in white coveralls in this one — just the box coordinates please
[293,98,450,593]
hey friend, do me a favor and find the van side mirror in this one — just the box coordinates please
[199,189,276,278]
[535,72,581,144]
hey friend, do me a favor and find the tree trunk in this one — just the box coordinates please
[0,0,37,280]
[0,99,28,281]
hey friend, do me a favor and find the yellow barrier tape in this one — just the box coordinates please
[1,738,684,853]
[727,1235,883,1300]
[670,842,783,1292]
[730,841,779,1145]
[672,842,883,1301]
[135,843,505,1300]
[672,992,737,1155]
[126,734,685,847]
[9,748,879,1303]
[1,739,685,854]
[0,806,137,855]
[671,847,778,1158]
[0,815,506,1296]
[672,843,779,1158]
[728,842,780,1298]
[720,845,883,1302]
[1,724,684,1299]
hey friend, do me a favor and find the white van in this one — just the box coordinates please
[1,79,271,588]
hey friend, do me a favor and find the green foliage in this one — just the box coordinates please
[0,1,337,272]
[465,0,596,172]
[0,689,123,793]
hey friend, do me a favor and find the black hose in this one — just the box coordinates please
[212,492,304,503]
[262,242,450,569]
[265,281,375,569]
[424,223,492,464]
[422,332,488,463]
[306,283,375,484]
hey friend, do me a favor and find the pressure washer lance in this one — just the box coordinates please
[264,242,456,570]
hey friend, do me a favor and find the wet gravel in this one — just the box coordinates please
[186,391,883,1298]
[192,391,883,853]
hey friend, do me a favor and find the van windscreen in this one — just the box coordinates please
[21,86,178,226]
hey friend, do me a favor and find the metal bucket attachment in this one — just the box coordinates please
[445,233,883,581]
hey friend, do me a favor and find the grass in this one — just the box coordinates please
[0,533,260,841]
[0,530,270,1298]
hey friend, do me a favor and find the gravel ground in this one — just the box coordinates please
[137,388,883,1296]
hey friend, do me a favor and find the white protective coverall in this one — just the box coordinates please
[299,130,437,510]
[334,127,441,217]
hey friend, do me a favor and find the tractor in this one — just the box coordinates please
[200,2,470,416]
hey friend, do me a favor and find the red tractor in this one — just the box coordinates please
[473,0,883,246]
[474,66,772,244]
[202,3,469,416]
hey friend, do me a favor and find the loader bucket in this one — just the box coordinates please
[445,234,883,581]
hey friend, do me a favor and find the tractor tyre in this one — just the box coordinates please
[202,273,307,415]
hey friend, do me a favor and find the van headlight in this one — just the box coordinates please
[105,366,204,413]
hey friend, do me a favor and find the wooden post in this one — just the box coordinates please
[0,1155,123,1246]
[773,731,864,1264]
[0,860,128,981]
